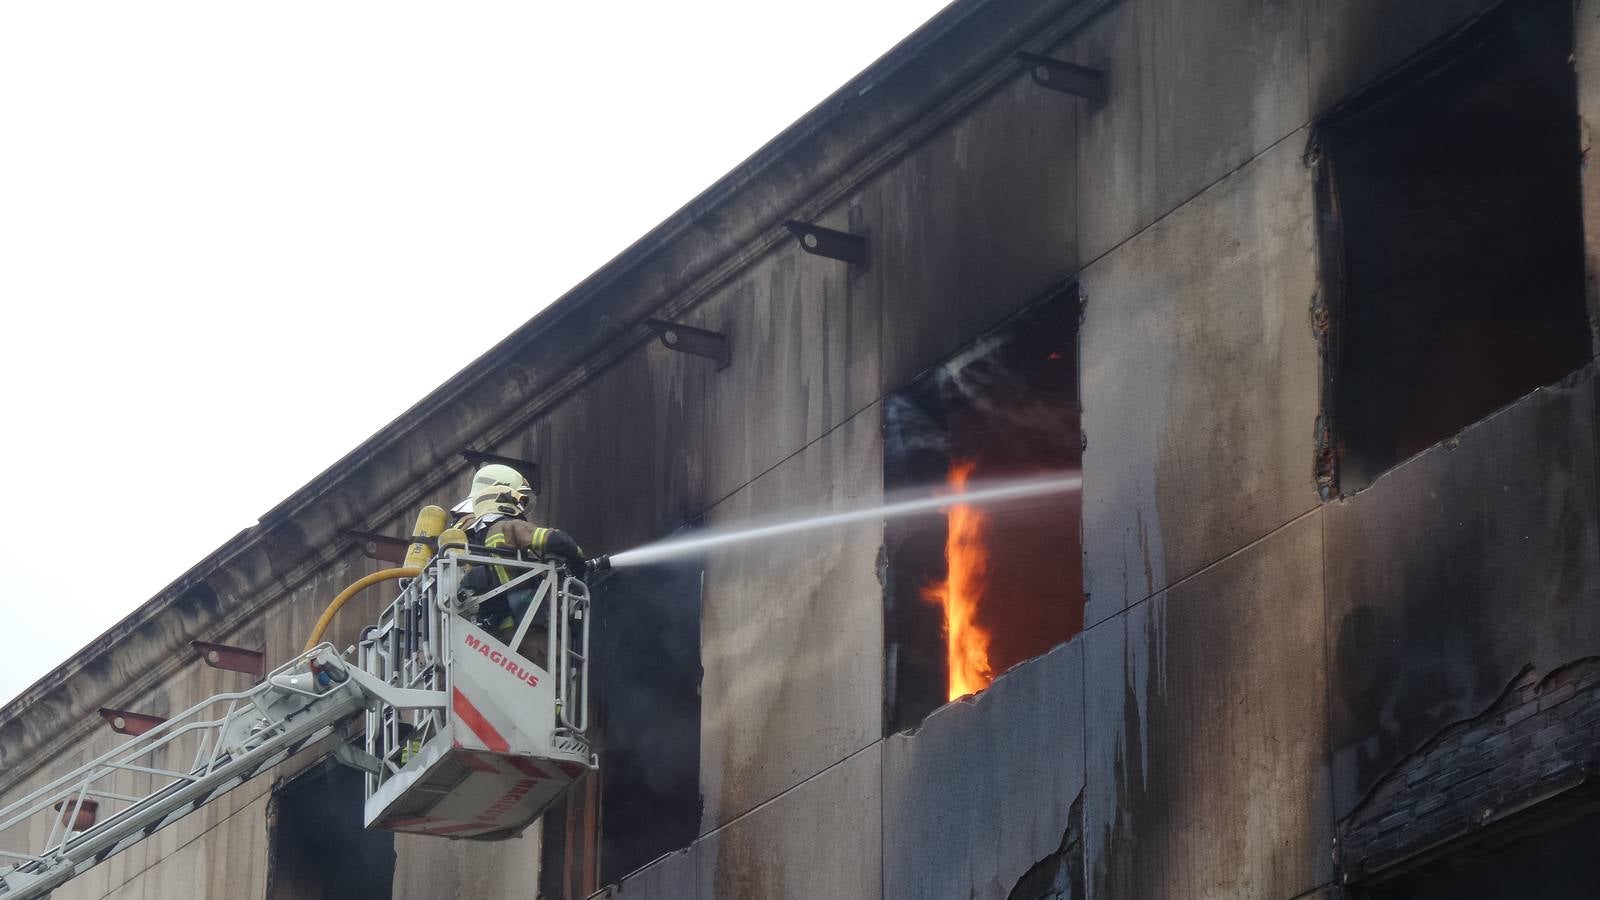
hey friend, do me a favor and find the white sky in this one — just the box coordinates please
[0,0,949,707]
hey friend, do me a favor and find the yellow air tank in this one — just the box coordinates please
[402,505,447,568]
[438,526,469,556]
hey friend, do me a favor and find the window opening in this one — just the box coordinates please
[267,759,394,900]
[1315,0,1592,493]
[884,287,1083,732]
[541,558,702,894]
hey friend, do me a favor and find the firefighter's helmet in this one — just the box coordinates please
[468,464,532,518]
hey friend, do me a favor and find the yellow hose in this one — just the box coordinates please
[303,567,420,652]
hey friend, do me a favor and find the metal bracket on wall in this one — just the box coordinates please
[346,528,411,564]
[98,708,167,737]
[191,640,265,678]
[783,220,869,266]
[1017,52,1107,103]
[461,449,541,494]
[645,318,731,370]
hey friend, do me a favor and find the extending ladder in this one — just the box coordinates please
[0,554,596,898]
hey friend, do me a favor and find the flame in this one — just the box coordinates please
[922,460,994,701]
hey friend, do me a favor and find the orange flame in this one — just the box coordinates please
[922,460,994,701]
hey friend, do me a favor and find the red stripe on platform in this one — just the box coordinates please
[411,821,496,836]
[452,687,510,752]
[459,751,498,773]
[378,816,441,829]
[506,757,548,779]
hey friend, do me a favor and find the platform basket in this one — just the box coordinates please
[358,552,594,839]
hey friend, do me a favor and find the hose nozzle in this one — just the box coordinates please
[584,555,612,575]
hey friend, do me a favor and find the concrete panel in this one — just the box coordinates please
[697,408,883,831]
[0,664,282,900]
[1079,135,1320,624]
[605,845,697,900]
[0,0,1090,823]
[696,743,881,900]
[201,794,270,900]
[866,69,1078,394]
[102,873,147,900]
[1073,0,1307,262]
[882,640,1085,900]
[1308,0,1499,116]
[1084,512,1330,900]
[92,793,269,900]
[392,824,539,900]
[698,231,876,504]
[533,339,710,554]
[1324,369,1600,821]
[1069,0,1155,267]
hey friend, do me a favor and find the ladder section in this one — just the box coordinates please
[0,646,444,900]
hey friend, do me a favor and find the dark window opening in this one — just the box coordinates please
[1316,0,1592,493]
[267,760,394,900]
[884,287,1083,733]
[541,559,702,896]
[1358,799,1600,900]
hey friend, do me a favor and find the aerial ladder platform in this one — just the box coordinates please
[0,550,595,899]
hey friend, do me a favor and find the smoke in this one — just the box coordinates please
[932,334,1078,452]
[592,559,701,882]
[884,327,1079,473]
[884,393,949,458]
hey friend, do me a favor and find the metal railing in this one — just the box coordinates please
[0,549,591,900]
[0,647,373,899]
[358,550,592,797]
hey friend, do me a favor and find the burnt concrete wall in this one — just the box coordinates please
[0,0,1092,895]
[7,0,1600,899]
[600,0,1600,897]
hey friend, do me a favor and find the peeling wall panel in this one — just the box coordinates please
[1324,369,1600,822]
[882,639,1085,900]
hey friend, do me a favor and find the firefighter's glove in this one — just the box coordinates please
[539,528,586,567]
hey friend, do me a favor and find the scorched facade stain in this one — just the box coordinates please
[2,0,1599,898]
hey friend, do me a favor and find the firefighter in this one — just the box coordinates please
[458,464,584,660]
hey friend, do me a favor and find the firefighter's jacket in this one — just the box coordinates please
[459,513,585,571]
[459,513,583,626]
[473,516,582,562]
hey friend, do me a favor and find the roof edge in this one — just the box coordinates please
[0,0,1107,785]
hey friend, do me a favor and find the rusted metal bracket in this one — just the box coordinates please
[1017,52,1107,103]
[783,220,868,266]
[98,708,166,736]
[645,319,731,370]
[346,528,411,564]
[461,450,540,494]
[191,640,265,678]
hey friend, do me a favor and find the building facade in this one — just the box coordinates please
[3,0,1599,897]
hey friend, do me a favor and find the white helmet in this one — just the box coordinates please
[468,464,532,518]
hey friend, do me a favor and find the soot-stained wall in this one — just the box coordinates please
[7,1,1600,900]
[602,0,1600,898]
